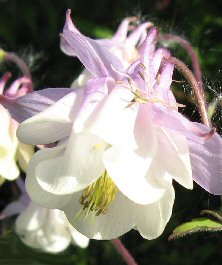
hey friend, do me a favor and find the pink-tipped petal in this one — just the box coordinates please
[0,88,73,124]
[189,123,222,194]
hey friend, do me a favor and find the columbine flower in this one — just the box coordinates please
[2,10,222,240]
[0,72,34,181]
[0,179,89,253]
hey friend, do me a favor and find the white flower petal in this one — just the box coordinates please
[158,127,193,189]
[68,225,90,248]
[35,132,105,195]
[16,202,47,231]
[90,86,138,149]
[103,146,163,204]
[26,146,73,209]
[64,191,135,240]
[17,91,81,145]
[135,182,175,239]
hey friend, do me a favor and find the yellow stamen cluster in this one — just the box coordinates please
[79,171,118,217]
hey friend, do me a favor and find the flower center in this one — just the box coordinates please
[79,171,118,217]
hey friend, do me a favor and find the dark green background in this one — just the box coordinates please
[0,0,222,264]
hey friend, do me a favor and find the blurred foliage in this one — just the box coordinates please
[0,0,222,264]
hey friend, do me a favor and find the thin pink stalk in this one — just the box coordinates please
[160,34,204,96]
[112,238,139,265]
[165,56,211,127]
[5,52,33,92]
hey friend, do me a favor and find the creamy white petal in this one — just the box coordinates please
[26,146,73,209]
[35,132,105,195]
[135,182,175,239]
[68,225,90,248]
[103,146,164,204]
[16,142,34,173]
[16,202,47,231]
[17,91,81,145]
[64,191,135,240]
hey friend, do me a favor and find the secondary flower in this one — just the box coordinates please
[0,72,34,182]
[0,179,89,253]
[2,10,222,240]
[69,15,152,88]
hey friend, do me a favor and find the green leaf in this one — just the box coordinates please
[169,217,222,240]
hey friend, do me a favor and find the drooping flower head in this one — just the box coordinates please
[1,10,222,240]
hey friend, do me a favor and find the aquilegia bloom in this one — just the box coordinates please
[1,10,222,240]
[0,179,89,253]
[0,72,34,181]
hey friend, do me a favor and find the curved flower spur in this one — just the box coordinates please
[1,10,222,240]
[0,71,34,181]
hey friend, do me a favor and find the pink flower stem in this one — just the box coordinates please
[160,34,204,96]
[112,238,139,265]
[165,56,211,127]
[5,52,33,92]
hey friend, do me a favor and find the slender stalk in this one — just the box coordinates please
[160,34,204,96]
[5,52,33,91]
[165,56,211,127]
[112,238,138,265]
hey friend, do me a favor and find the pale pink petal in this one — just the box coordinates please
[73,77,114,133]
[60,10,124,79]
[157,127,193,189]
[152,105,212,144]
[189,123,222,194]
[127,22,153,47]
[17,90,79,145]
[134,103,158,156]
[0,88,73,123]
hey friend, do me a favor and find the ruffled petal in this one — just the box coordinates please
[103,146,164,205]
[25,146,73,209]
[60,10,124,79]
[73,77,114,133]
[89,86,138,149]
[189,123,222,194]
[64,191,135,240]
[35,132,105,195]
[17,90,80,145]
[135,182,175,239]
